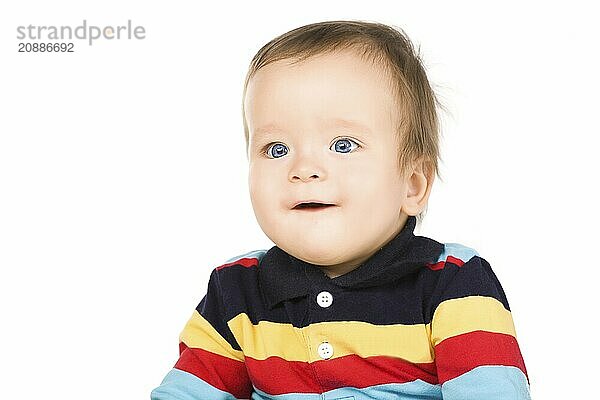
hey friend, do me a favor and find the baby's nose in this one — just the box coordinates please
[289,162,325,182]
[290,170,321,182]
[288,148,328,182]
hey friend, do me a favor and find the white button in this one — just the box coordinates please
[316,291,333,308]
[317,342,334,359]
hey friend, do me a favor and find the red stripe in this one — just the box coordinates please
[434,330,529,384]
[427,255,466,271]
[216,257,259,270]
[427,261,445,271]
[174,343,253,399]
[245,354,438,395]
[446,255,466,267]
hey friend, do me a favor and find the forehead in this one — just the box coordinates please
[244,50,399,137]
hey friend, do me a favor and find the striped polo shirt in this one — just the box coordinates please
[151,215,531,400]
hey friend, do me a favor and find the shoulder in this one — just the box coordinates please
[425,241,511,312]
[428,241,496,284]
[209,248,270,289]
[216,249,269,271]
[204,249,272,315]
[430,242,481,269]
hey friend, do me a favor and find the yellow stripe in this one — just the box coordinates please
[431,296,517,347]
[227,313,435,363]
[179,310,244,361]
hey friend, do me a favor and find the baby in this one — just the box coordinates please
[151,20,531,400]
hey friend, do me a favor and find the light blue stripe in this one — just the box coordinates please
[436,243,479,264]
[224,249,268,264]
[442,365,531,400]
[251,380,443,400]
[151,367,530,399]
[150,368,238,400]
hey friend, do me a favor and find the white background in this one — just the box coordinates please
[1,1,598,399]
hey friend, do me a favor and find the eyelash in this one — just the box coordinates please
[260,137,361,158]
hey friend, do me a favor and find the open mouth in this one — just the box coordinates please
[293,202,337,210]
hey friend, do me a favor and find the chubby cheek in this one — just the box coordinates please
[248,166,280,220]
[248,171,291,245]
[343,161,390,200]
[348,163,404,211]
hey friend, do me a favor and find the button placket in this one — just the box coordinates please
[312,289,335,361]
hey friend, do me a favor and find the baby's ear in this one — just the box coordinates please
[404,157,434,215]
[412,156,435,178]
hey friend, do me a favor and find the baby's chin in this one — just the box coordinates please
[276,236,359,267]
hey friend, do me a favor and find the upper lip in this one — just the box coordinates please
[291,200,337,209]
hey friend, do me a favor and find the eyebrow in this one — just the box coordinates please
[253,118,372,137]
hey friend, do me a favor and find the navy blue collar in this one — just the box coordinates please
[258,215,444,309]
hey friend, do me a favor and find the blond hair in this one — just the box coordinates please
[241,20,445,225]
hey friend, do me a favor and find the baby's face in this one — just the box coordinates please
[244,50,418,277]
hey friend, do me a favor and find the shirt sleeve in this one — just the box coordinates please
[150,268,253,400]
[429,252,531,399]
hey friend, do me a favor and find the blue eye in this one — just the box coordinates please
[331,137,359,153]
[264,143,288,158]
